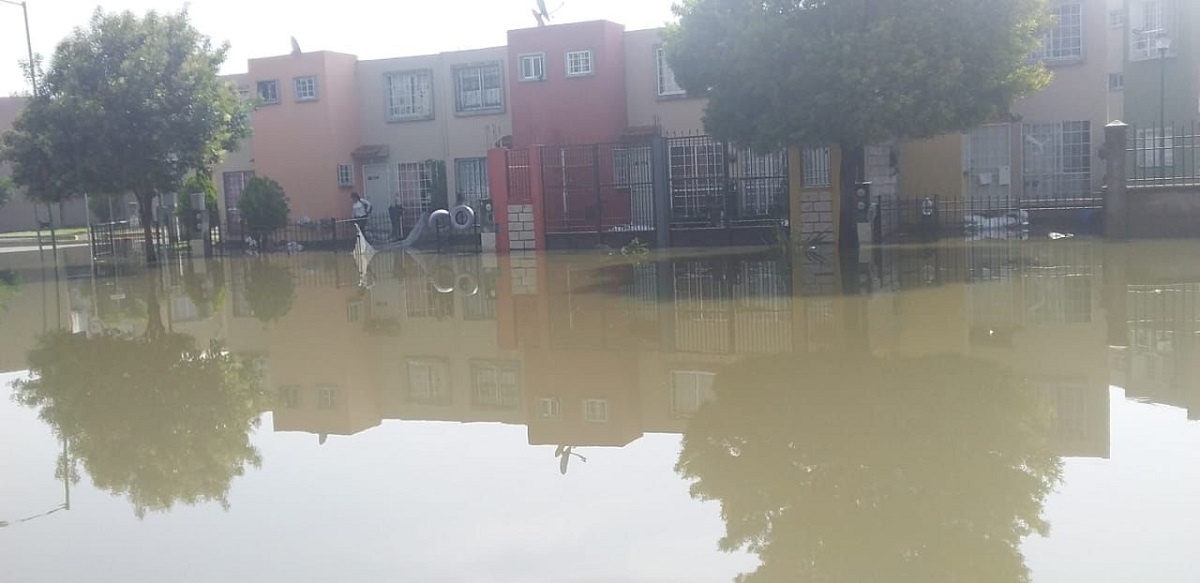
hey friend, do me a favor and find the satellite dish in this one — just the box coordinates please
[290,36,302,55]
[532,0,564,26]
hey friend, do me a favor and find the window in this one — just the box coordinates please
[385,70,434,121]
[1130,0,1170,61]
[1034,2,1083,63]
[1136,127,1174,168]
[668,138,726,220]
[279,385,301,409]
[737,148,787,217]
[256,80,279,104]
[397,161,438,217]
[803,147,832,187]
[656,46,684,96]
[317,386,339,410]
[566,50,594,77]
[1021,121,1092,201]
[1108,72,1125,91]
[519,53,545,81]
[471,361,520,409]
[583,398,609,423]
[293,76,317,101]
[222,170,254,214]
[407,358,451,405]
[1109,9,1125,27]
[337,163,354,187]
[538,398,561,419]
[670,371,716,418]
[454,62,504,114]
[454,158,489,206]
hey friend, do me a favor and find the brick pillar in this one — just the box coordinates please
[1104,121,1129,239]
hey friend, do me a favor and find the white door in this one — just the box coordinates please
[964,124,1012,203]
[362,163,394,211]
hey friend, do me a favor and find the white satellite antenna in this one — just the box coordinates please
[532,0,565,26]
[290,36,302,55]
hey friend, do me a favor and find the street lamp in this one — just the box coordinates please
[0,0,36,96]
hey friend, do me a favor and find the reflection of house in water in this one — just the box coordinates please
[230,244,1115,460]
[1117,282,1200,419]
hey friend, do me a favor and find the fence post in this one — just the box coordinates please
[652,136,671,248]
[1104,121,1129,239]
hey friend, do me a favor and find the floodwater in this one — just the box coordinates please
[3,239,1200,582]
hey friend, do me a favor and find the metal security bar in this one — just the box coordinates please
[1126,121,1200,187]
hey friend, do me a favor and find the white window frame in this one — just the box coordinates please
[1109,9,1125,27]
[1033,1,1084,63]
[1136,127,1174,168]
[454,61,505,114]
[583,398,609,423]
[337,164,353,187]
[670,370,716,419]
[518,53,546,82]
[656,45,684,97]
[566,50,594,77]
[293,75,318,101]
[385,70,434,121]
[1021,120,1092,200]
[454,158,489,205]
[1108,72,1125,91]
[256,79,279,104]
[538,397,561,419]
[1129,0,1171,62]
[316,385,339,410]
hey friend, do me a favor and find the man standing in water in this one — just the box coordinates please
[351,192,372,240]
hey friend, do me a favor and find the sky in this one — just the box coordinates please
[0,0,679,95]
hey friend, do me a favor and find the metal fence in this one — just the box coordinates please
[1126,121,1200,187]
[665,135,789,228]
[540,142,656,234]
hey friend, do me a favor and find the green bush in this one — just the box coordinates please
[238,177,289,242]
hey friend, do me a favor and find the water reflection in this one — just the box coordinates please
[13,276,269,518]
[677,354,1060,582]
[6,240,1200,577]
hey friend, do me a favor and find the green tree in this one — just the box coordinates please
[0,175,15,208]
[238,176,290,244]
[664,0,1051,248]
[244,259,296,324]
[12,280,270,518]
[677,353,1062,582]
[0,8,250,263]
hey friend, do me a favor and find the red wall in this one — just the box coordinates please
[507,21,629,148]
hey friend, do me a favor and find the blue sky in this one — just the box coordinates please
[0,0,678,95]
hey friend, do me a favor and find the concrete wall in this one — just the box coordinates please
[247,51,361,222]
[1011,0,1114,196]
[622,28,706,134]
[1126,185,1200,237]
[508,20,629,147]
[356,47,511,205]
[1122,0,1200,127]
[899,134,964,200]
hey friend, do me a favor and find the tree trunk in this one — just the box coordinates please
[143,273,165,342]
[137,193,158,264]
[837,142,864,250]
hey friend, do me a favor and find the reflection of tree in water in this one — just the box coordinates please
[244,259,295,323]
[0,269,18,317]
[677,354,1062,583]
[13,280,270,518]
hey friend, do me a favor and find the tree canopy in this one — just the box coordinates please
[0,8,250,262]
[676,353,1062,582]
[665,0,1050,150]
[238,176,290,241]
[664,0,1051,247]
